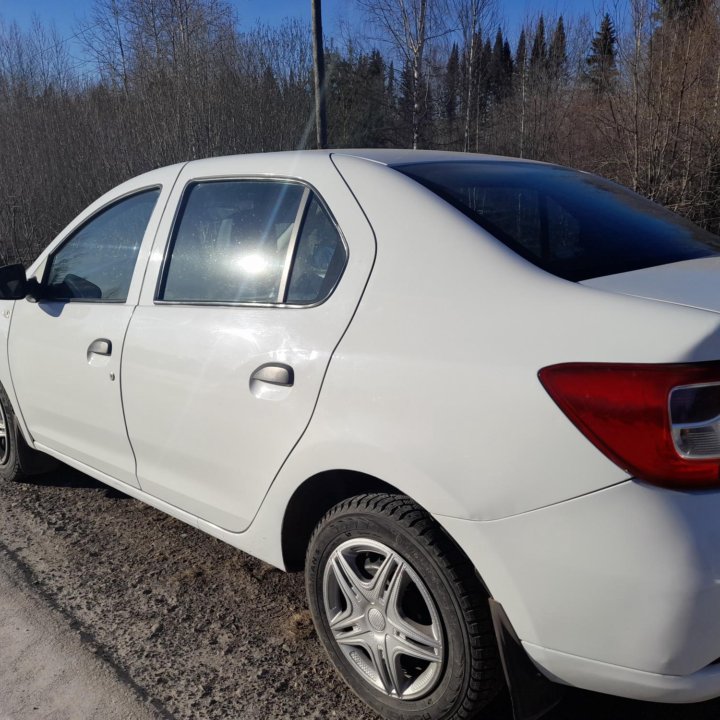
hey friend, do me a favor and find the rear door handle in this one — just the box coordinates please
[87,338,112,359]
[250,363,294,387]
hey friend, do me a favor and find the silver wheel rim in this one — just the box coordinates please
[0,403,9,465]
[322,538,445,700]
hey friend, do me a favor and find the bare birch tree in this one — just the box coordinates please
[357,0,449,148]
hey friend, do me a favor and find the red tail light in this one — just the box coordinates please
[538,362,720,489]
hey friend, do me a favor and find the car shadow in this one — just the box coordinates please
[482,686,720,719]
[553,688,720,719]
[20,465,130,499]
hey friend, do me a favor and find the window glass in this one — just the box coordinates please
[46,189,160,301]
[286,196,346,305]
[470,187,542,254]
[396,161,720,282]
[161,181,304,303]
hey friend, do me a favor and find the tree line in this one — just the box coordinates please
[0,0,718,264]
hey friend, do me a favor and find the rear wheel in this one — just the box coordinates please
[306,493,502,720]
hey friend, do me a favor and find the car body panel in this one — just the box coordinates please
[0,299,23,436]
[10,302,138,484]
[582,255,720,313]
[321,153,720,520]
[523,644,720,704]
[439,480,720,684]
[6,164,183,485]
[120,153,376,531]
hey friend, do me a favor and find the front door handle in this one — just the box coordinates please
[87,338,112,360]
[250,363,294,387]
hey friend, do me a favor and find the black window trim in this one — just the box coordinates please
[41,185,163,304]
[154,175,349,310]
[276,186,311,302]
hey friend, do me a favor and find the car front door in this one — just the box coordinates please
[121,155,375,531]
[8,169,179,487]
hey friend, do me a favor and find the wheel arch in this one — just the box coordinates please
[0,378,58,477]
[281,469,400,571]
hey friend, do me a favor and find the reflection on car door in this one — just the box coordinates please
[121,164,375,531]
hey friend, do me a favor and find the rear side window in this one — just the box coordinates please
[45,188,160,301]
[159,180,346,305]
[161,181,304,303]
[395,161,720,281]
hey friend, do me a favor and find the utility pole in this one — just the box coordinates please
[311,0,328,149]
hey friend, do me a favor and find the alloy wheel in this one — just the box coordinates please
[322,538,445,700]
[0,401,9,465]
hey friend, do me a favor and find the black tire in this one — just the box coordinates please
[306,493,502,720]
[0,383,25,482]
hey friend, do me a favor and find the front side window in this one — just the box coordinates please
[45,188,160,301]
[396,161,720,282]
[159,180,347,305]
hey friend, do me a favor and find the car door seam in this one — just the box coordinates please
[4,300,34,444]
[120,161,189,489]
[240,153,380,530]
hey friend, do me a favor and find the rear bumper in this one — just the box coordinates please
[437,481,720,703]
[524,644,720,704]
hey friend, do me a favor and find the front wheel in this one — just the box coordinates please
[306,493,502,720]
[0,384,57,482]
[0,384,24,482]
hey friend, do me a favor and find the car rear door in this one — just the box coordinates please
[8,167,181,486]
[121,154,375,531]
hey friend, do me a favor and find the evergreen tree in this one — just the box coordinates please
[585,13,618,93]
[515,29,527,74]
[363,50,391,146]
[488,29,512,100]
[530,16,546,71]
[444,43,461,122]
[656,0,706,21]
[502,40,513,78]
[387,60,395,105]
[478,37,492,99]
[548,16,567,78]
[398,60,415,145]
[326,49,391,147]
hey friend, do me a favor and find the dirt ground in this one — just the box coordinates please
[0,551,160,720]
[1,466,720,720]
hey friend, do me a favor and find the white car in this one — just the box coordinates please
[2,149,720,720]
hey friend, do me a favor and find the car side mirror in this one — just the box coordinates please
[0,263,30,300]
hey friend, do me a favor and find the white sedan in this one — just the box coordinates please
[2,149,720,720]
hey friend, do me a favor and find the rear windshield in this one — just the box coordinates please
[395,161,720,281]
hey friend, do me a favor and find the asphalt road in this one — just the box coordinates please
[1,465,720,720]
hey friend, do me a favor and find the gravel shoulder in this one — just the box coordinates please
[0,549,160,720]
[0,466,376,720]
[2,465,720,720]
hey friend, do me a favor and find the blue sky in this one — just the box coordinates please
[0,0,626,69]
[0,0,613,54]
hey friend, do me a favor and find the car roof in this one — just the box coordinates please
[179,149,546,172]
[330,149,545,167]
